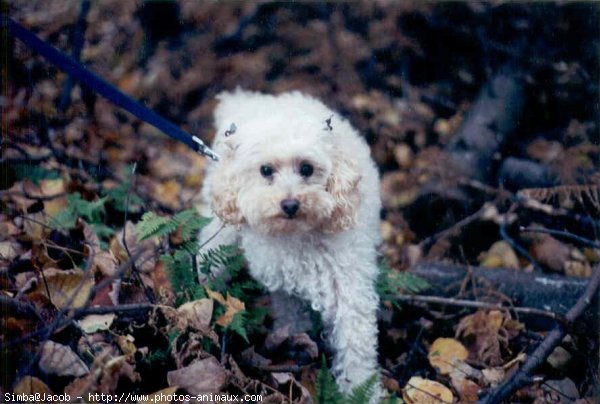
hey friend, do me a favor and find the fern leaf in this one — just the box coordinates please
[377,260,429,304]
[315,356,343,404]
[346,374,379,404]
[228,311,249,343]
[135,212,175,240]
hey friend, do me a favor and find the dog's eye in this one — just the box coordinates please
[260,165,274,177]
[299,163,314,177]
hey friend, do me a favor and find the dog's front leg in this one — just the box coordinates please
[325,268,381,401]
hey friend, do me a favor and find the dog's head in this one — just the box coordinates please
[209,91,362,236]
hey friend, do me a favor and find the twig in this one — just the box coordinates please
[76,303,153,316]
[520,226,600,250]
[121,162,155,304]
[396,294,567,325]
[500,203,543,272]
[58,0,90,112]
[477,263,600,403]
[0,295,43,322]
[419,204,487,253]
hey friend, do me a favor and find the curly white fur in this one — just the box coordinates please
[198,90,382,398]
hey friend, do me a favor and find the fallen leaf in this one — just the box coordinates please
[39,341,89,377]
[177,298,213,332]
[482,367,505,386]
[403,376,453,404]
[531,235,571,272]
[206,287,245,327]
[479,241,520,270]
[547,346,572,369]
[31,268,94,310]
[456,310,523,366]
[153,179,182,210]
[97,355,141,393]
[40,179,68,216]
[79,314,116,333]
[80,220,118,277]
[447,361,483,402]
[428,337,468,375]
[167,357,228,395]
[112,221,157,273]
[13,376,54,396]
[0,240,22,261]
[542,378,579,402]
[271,372,313,404]
[115,334,137,357]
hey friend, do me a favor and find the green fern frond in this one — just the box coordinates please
[51,192,108,231]
[135,212,177,240]
[377,260,429,305]
[160,250,205,306]
[315,356,343,404]
[199,245,245,278]
[228,311,249,343]
[346,374,379,404]
[172,209,211,240]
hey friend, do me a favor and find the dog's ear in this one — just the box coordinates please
[323,153,362,233]
[209,150,245,225]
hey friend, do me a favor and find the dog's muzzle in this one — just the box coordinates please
[281,198,300,218]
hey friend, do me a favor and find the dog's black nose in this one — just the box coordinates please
[281,198,300,218]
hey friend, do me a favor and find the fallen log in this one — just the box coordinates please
[406,70,525,236]
[410,262,596,332]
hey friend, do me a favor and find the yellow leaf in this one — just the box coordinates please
[428,338,468,375]
[206,287,245,327]
[153,180,181,210]
[403,376,453,404]
[32,268,94,310]
[40,179,68,216]
[205,287,227,306]
[215,294,245,327]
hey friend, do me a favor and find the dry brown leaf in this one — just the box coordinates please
[167,356,228,395]
[447,361,483,402]
[482,367,505,386]
[428,337,468,375]
[13,375,54,396]
[456,310,523,366]
[23,212,45,242]
[80,220,119,277]
[531,235,571,272]
[450,373,480,402]
[177,298,213,332]
[153,179,182,210]
[403,376,453,404]
[0,240,22,261]
[112,221,157,273]
[79,314,116,333]
[31,268,94,310]
[98,355,141,393]
[271,372,313,404]
[39,341,89,377]
[206,287,245,327]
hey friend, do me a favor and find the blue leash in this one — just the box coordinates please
[5,17,219,161]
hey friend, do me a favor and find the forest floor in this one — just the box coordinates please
[2,1,599,403]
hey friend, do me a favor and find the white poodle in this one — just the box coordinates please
[198,90,382,398]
